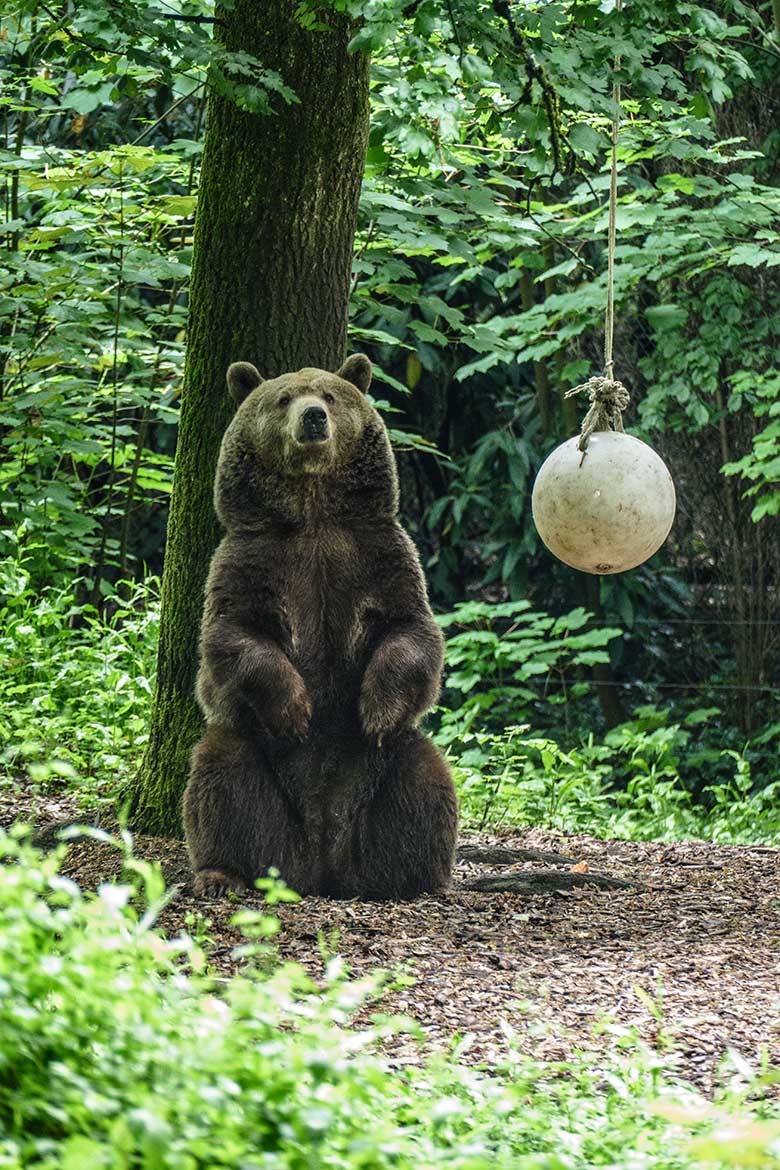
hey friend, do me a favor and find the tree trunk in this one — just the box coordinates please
[584,574,626,729]
[130,1,370,835]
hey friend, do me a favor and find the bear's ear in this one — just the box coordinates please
[336,353,372,394]
[227,361,264,405]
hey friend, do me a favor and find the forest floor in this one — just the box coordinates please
[4,786,779,1094]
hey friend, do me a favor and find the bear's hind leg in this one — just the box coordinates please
[184,727,315,897]
[348,731,458,900]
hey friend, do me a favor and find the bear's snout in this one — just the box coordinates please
[298,403,330,444]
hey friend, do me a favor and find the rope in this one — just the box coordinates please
[564,374,629,450]
[566,0,626,457]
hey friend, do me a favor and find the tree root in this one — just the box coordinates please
[461,869,645,894]
[457,844,574,867]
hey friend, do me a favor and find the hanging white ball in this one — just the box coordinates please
[531,431,676,575]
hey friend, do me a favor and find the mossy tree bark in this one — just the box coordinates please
[130,2,370,834]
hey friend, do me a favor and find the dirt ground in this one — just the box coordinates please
[4,787,779,1093]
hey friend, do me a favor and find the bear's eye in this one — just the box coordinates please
[323,392,335,406]
[278,394,291,407]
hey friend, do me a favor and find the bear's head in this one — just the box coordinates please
[214,355,399,531]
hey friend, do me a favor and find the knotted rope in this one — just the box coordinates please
[565,0,627,459]
[564,373,629,453]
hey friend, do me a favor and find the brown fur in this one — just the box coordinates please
[183,355,458,899]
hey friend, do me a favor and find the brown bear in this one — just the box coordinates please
[183,353,458,899]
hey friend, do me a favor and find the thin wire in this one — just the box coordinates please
[620,617,780,627]
[542,679,780,694]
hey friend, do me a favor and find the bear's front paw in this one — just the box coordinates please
[359,686,411,743]
[279,686,312,739]
[258,680,312,740]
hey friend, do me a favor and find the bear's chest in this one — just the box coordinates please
[272,530,380,669]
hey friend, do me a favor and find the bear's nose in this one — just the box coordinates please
[299,404,329,442]
[303,405,327,425]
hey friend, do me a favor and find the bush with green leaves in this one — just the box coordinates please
[0,560,160,809]
[450,717,780,843]
[435,600,621,742]
[1,827,779,1170]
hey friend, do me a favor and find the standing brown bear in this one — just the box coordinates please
[184,354,458,899]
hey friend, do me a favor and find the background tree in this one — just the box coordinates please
[129,1,370,834]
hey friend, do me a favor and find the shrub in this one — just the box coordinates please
[435,600,620,741]
[0,562,159,809]
[448,722,780,843]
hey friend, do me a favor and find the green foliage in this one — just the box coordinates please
[0,561,160,809]
[450,717,780,844]
[347,0,780,406]
[5,0,296,117]
[1,828,779,1169]
[435,600,621,740]
[722,369,780,521]
[0,141,187,586]
[0,12,197,588]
